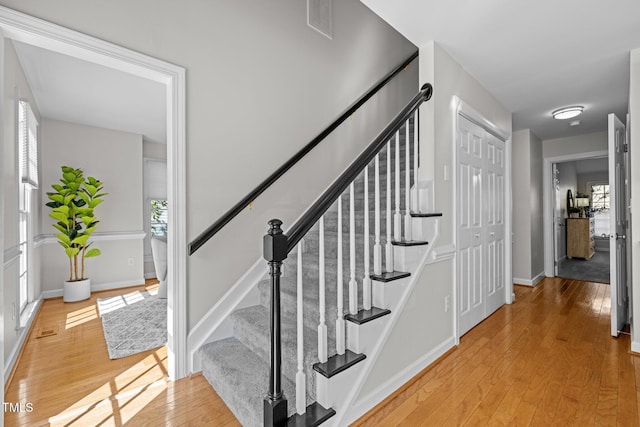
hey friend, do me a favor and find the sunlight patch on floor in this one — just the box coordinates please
[65,306,97,329]
[52,349,168,425]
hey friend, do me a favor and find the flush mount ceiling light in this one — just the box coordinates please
[552,106,584,120]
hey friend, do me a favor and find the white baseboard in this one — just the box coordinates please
[42,278,146,299]
[345,336,456,424]
[513,272,545,287]
[632,340,640,354]
[187,258,266,373]
[4,296,43,383]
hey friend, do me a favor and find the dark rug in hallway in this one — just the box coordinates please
[558,251,610,284]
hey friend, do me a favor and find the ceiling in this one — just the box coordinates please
[12,40,166,145]
[360,0,640,140]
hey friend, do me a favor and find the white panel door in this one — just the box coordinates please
[458,116,485,335]
[608,113,629,337]
[485,132,506,316]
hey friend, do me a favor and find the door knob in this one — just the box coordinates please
[616,234,627,240]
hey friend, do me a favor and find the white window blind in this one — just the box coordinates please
[19,99,39,188]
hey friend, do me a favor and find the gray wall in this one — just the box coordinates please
[630,48,640,351]
[543,131,607,158]
[0,1,419,330]
[40,119,145,293]
[512,129,544,284]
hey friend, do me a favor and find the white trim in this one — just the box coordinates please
[513,272,545,287]
[35,230,146,247]
[428,243,455,262]
[632,341,640,354]
[345,336,455,424]
[3,245,20,267]
[188,258,266,373]
[543,150,608,277]
[41,278,146,299]
[4,296,42,383]
[0,6,188,380]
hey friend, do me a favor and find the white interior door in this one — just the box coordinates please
[608,113,629,337]
[485,133,506,315]
[457,115,506,336]
[458,116,485,335]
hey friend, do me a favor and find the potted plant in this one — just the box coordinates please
[568,206,581,218]
[46,166,107,302]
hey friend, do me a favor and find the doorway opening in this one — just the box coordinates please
[0,7,187,379]
[552,156,610,284]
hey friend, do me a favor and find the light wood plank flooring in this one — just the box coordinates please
[4,281,240,427]
[354,277,640,426]
[5,277,639,426]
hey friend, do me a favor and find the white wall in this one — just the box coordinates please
[629,48,640,351]
[0,0,419,330]
[355,41,511,406]
[39,119,144,294]
[3,38,40,372]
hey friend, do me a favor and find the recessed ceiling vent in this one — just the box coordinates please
[308,0,333,40]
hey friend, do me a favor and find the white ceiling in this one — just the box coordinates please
[12,40,166,145]
[360,0,640,140]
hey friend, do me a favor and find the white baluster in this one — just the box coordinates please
[363,165,372,311]
[318,215,328,364]
[394,130,402,241]
[414,110,420,213]
[373,153,382,275]
[404,121,412,241]
[296,242,306,415]
[336,196,345,355]
[349,182,358,315]
[385,143,394,272]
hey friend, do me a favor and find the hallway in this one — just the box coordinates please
[356,277,639,426]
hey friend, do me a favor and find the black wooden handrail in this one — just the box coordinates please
[188,51,419,255]
[285,82,433,252]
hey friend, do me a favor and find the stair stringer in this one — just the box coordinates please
[188,258,265,373]
[315,216,442,425]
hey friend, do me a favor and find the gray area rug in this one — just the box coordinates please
[558,251,610,284]
[97,290,167,359]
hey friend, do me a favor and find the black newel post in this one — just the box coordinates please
[263,219,288,427]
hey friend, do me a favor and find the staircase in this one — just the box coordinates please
[198,83,439,426]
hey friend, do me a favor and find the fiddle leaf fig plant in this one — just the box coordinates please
[46,166,108,282]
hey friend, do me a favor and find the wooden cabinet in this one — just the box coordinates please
[566,218,595,259]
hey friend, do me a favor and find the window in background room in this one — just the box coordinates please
[591,183,610,237]
[151,199,168,237]
[18,99,38,320]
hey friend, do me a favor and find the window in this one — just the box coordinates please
[150,199,168,237]
[591,183,610,237]
[18,99,38,318]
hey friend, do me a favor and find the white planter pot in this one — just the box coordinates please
[63,278,91,302]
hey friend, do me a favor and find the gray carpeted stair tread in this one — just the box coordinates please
[199,337,306,427]
[231,305,327,400]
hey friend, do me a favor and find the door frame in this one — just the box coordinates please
[542,151,607,278]
[453,97,512,343]
[0,7,188,379]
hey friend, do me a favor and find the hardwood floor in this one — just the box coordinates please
[4,281,240,427]
[354,277,640,426]
[5,277,638,426]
